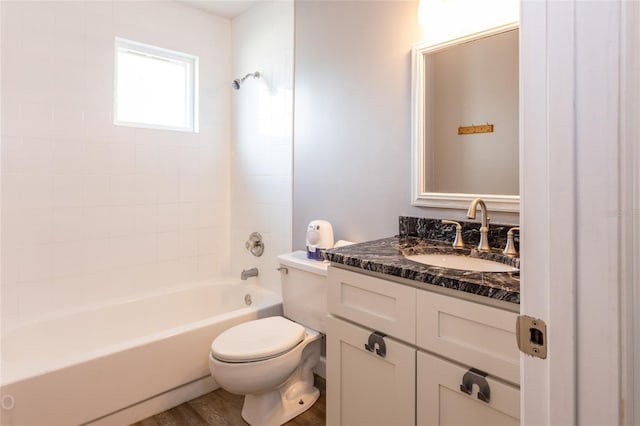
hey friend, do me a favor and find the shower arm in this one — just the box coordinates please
[233,71,261,90]
[240,71,260,83]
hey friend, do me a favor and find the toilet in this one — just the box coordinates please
[208,251,328,426]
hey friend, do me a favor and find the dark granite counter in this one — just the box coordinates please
[323,217,520,306]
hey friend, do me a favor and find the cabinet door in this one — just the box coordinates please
[327,315,415,426]
[417,350,520,426]
[416,290,520,385]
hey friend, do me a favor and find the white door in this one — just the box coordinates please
[521,0,635,424]
[520,1,576,424]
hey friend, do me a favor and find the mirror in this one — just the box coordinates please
[411,24,520,212]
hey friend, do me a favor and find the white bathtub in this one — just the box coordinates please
[0,281,282,426]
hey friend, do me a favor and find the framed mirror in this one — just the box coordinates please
[411,23,520,212]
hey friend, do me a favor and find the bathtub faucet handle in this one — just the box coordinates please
[245,232,264,257]
[241,267,259,280]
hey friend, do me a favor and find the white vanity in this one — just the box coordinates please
[323,218,521,426]
[326,266,519,426]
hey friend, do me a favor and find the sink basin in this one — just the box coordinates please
[405,254,519,273]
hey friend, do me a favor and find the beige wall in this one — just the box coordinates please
[428,29,519,195]
[293,1,518,248]
[293,1,424,247]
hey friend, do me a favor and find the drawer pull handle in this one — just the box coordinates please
[459,368,491,403]
[364,331,387,357]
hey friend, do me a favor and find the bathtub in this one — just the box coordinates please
[0,281,282,426]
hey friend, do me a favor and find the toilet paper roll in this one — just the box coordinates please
[334,240,355,248]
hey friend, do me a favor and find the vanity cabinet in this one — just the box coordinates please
[326,266,520,426]
[326,316,415,426]
[326,267,416,426]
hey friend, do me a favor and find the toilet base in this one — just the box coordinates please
[241,385,320,426]
[240,337,321,426]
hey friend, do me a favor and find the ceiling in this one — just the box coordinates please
[180,0,258,19]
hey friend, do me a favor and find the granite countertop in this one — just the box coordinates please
[323,236,520,305]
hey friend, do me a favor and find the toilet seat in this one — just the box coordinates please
[211,316,306,363]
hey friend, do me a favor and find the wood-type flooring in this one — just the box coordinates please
[131,377,325,426]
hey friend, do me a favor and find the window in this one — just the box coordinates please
[114,38,198,132]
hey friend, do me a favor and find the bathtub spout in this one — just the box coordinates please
[241,267,259,280]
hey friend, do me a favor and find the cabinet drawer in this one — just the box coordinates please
[417,350,519,426]
[327,315,416,426]
[328,267,416,343]
[416,290,520,384]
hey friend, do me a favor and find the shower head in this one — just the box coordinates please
[232,71,261,90]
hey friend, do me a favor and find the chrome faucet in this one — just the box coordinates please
[467,198,491,252]
[241,267,259,280]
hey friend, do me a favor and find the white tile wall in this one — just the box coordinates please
[1,1,232,325]
[230,1,294,295]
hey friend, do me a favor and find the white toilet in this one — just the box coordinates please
[208,251,328,426]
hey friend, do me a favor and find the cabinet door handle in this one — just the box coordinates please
[364,331,387,357]
[459,368,491,403]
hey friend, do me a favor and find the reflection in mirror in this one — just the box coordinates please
[426,29,518,195]
[412,24,520,212]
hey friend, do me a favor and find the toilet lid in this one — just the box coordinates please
[211,316,306,362]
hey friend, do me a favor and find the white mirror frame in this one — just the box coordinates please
[411,22,520,212]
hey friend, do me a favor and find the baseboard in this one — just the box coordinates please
[87,376,218,426]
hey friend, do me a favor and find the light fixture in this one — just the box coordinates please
[418,0,519,43]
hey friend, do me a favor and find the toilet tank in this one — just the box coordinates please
[277,251,329,333]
